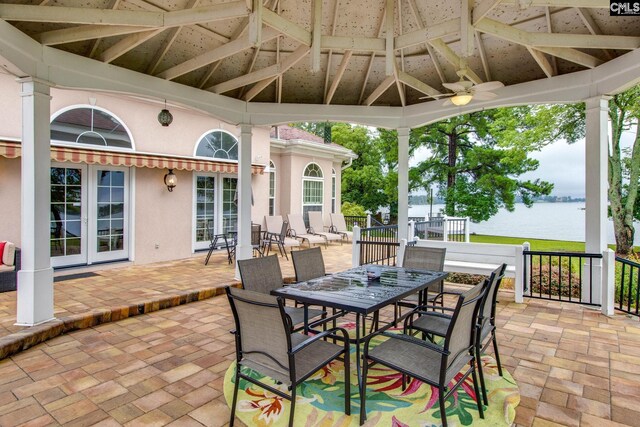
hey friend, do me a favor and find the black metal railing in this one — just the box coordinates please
[615,256,640,316]
[370,216,385,226]
[523,250,602,305]
[358,225,399,266]
[344,215,368,230]
[414,218,467,242]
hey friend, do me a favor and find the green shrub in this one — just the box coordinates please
[341,202,367,217]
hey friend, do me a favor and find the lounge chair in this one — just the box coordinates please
[287,214,327,248]
[329,213,353,242]
[308,211,342,244]
[264,215,301,259]
[226,286,350,427]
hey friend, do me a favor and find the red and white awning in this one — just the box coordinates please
[0,141,265,175]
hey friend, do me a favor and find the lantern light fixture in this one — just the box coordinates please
[164,169,177,192]
[158,99,173,126]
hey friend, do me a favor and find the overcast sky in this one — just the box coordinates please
[410,126,637,199]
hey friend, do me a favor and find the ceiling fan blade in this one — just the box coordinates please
[472,91,498,100]
[473,81,504,92]
[442,98,454,106]
[419,93,452,100]
[442,82,468,92]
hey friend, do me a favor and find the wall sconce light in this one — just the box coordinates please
[164,169,177,192]
[158,100,173,127]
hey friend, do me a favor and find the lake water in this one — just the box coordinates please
[409,202,640,245]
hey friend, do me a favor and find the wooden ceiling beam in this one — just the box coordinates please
[396,70,442,97]
[211,44,309,95]
[475,31,492,81]
[363,74,395,106]
[325,50,353,104]
[0,1,249,27]
[501,0,608,7]
[472,0,502,24]
[405,0,445,84]
[98,29,162,63]
[262,8,311,45]
[311,0,322,72]
[394,18,459,50]
[460,0,474,58]
[385,0,394,76]
[37,25,151,45]
[576,7,615,60]
[158,26,280,80]
[243,46,310,101]
[527,46,556,77]
[429,39,483,84]
[323,0,341,101]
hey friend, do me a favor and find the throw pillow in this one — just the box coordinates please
[0,241,5,266]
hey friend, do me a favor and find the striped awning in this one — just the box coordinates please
[0,141,265,175]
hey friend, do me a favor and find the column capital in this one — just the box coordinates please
[585,95,611,111]
[239,123,253,135]
[397,127,410,138]
[17,77,53,97]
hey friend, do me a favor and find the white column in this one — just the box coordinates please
[397,128,409,243]
[235,124,252,279]
[583,96,609,304]
[352,225,361,267]
[16,78,54,326]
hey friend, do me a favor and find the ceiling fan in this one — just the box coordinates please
[422,69,504,106]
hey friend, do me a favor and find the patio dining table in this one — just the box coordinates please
[272,265,448,390]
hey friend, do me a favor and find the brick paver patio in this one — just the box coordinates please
[0,244,639,426]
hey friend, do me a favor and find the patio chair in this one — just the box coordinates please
[251,223,265,257]
[308,211,342,245]
[360,280,486,426]
[237,255,325,330]
[290,246,327,282]
[264,216,301,260]
[286,214,327,248]
[407,263,506,406]
[226,286,350,427]
[329,213,353,242]
[395,246,447,320]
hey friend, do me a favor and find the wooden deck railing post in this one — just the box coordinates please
[602,248,615,316]
[352,225,361,268]
[515,242,529,303]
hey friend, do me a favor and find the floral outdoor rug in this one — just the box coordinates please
[223,328,520,426]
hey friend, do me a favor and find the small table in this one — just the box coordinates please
[204,232,236,265]
[272,265,448,389]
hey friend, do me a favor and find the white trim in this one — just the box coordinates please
[193,128,239,161]
[129,166,135,262]
[50,104,136,151]
[302,162,324,216]
[192,171,218,251]
[269,159,276,216]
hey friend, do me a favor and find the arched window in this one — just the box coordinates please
[269,160,276,216]
[302,163,324,222]
[195,130,238,160]
[331,168,337,214]
[50,106,133,149]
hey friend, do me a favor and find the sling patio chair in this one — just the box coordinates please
[287,214,327,248]
[264,215,301,260]
[329,213,353,242]
[395,246,447,321]
[360,280,486,426]
[290,246,328,282]
[406,263,506,406]
[226,286,351,427]
[308,211,342,245]
[251,223,265,257]
[237,255,326,330]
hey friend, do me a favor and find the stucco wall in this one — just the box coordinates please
[0,157,21,245]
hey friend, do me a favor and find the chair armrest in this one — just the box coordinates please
[329,225,337,233]
[378,332,449,355]
[414,304,455,313]
[290,327,350,353]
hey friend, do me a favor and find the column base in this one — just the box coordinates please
[16,267,55,326]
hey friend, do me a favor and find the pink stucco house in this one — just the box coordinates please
[0,73,355,269]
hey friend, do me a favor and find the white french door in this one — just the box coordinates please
[50,164,129,267]
[50,164,87,267]
[192,173,238,251]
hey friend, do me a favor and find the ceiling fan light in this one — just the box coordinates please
[450,94,473,106]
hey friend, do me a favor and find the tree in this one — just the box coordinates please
[410,106,584,222]
[608,85,640,255]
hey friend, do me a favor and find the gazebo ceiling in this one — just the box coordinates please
[0,0,638,110]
